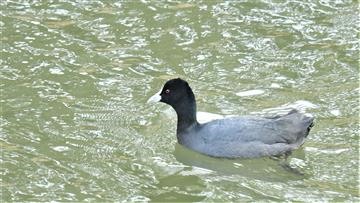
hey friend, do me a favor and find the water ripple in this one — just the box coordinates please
[1,0,359,201]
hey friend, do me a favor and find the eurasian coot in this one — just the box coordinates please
[148,78,314,159]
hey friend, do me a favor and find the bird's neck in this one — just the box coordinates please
[174,100,198,135]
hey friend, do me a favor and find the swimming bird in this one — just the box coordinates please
[148,78,314,159]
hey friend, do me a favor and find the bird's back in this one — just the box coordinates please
[178,110,314,158]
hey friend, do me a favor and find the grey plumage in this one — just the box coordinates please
[179,110,314,158]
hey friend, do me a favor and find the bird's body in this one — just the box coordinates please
[178,111,313,158]
[148,78,314,159]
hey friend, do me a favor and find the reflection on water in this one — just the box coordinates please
[1,0,359,201]
[174,144,308,180]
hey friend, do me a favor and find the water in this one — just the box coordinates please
[1,0,359,201]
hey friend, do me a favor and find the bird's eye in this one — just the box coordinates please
[165,89,170,94]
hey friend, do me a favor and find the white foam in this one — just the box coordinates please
[51,146,70,152]
[236,89,265,97]
[257,100,318,114]
[197,111,225,123]
[330,109,341,116]
[305,147,349,154]
[49,67,64,75]
[270,83,281,88]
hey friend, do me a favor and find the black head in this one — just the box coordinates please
[147,78,198,133]
[158,78,195,107]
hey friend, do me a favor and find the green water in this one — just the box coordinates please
[1,0,359,202]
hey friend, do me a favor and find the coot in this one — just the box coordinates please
[148,78,314,158]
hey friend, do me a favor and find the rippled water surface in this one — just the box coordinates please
[1,0,359,201]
